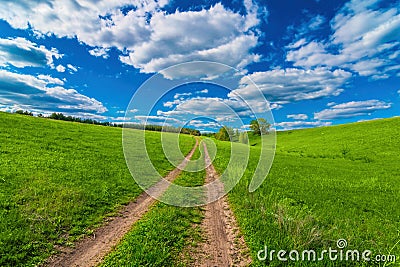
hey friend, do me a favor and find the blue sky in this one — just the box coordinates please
[0,0,399,131]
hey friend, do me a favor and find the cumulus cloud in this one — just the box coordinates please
[163,99,183,108]
[0,1,263,77]
[88,47,110,59]
[56,64,66,72]
[287,114,308,120]
[157,96,253,120]
[0,69,107,114]
[229,67,352,104]
[314,99,391,120]
[134,115,180,124]
[188,119,220,129]
[157,68,345,122]
[118,3,261,76]
[275,120,331,130]
[0,0,161,40]
[286,0,400,79]
[0,37,62,68]
[37,74,64,85]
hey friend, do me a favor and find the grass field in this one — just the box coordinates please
[1,111,399,266]
[0,112,195,266]
[212,117,400,266]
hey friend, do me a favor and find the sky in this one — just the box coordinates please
[0,0,399,131]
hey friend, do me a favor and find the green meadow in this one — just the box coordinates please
[1,111,399,266]
[213,117,400,266]
[0,112,195,266]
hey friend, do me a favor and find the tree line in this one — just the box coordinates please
[124,123,200,136]
[13,110,200,135]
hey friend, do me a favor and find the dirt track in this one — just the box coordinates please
[44,139,250,266]
[44,139,199,267]
[192,142,251,266]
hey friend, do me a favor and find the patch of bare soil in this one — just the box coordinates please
[191,143,252,266]
[43,139,199,267]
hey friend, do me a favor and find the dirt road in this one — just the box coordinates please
[192,142,251,266]
[44,139,199,267]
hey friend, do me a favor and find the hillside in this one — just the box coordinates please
[0,112,195,266]
[1,112,399,266]
[216,117,400,266]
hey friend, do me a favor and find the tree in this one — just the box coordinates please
[215,126,230,141]
[15,110,33,116]
[250,118,270,135]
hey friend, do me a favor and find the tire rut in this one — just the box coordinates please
[44,139,199,267]
[192,142,251,266]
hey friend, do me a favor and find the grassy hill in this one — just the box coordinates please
[216,117,400,266]
[1,111,399,266]
[0,112,196,266]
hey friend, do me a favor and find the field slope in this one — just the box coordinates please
[0,112,195,266]
[1,111,399,266]
[213,117,400,266]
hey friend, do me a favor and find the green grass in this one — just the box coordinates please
[101,142,206,267]
[2,111,399,266]
[0,112,196,266]
[213,117,400,266]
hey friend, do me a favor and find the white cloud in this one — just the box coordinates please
[37,74,64,85]
[0,1,263,77]
[196,89,209,94]
[314,100,391,120]
[230,67,351,104]
[0,0,163,41]
[287,114,308,120]
[286,14,326,41]
[308,15,326,30]
[286,38,307,49]
[174,92,192,99]
[188,119,220,129]
[163,98,183,108]
[158,96,252,120]
[134,115,180,124]
[286,0,400,79]
[67,64,78,72]
[0,37,62,68]
[275,120,332,130]
[111,116,131,121]
[119,3,261,76]
[56,64,66,72]
[88,47,110,59]
[162,68,350,118]
[164,89,209,108]
[269,103,283,110]
[0,69,107,114]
